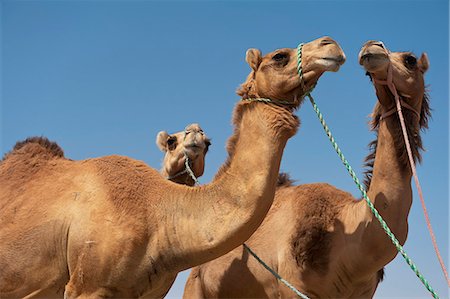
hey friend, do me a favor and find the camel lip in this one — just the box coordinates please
[321,56,345,65]
[184,143,205,150]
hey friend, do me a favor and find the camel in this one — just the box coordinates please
[0,36,345,298]
[156,123,211,186]
[156,123,211,292]
[184,40,430,298]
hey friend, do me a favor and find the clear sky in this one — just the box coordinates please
[1,0,448,298]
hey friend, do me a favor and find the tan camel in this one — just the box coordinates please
[0,36,344,298]
[184,40,430,298]
[156,123,211,186]
[157,123,210,292]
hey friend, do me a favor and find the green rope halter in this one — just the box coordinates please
[298,44,440,298]
[241,97,298,106]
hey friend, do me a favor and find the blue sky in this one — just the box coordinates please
[1,1,448,298]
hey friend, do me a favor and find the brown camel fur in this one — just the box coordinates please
[184,40,430,298]
[156,123,211,186]
[0,36,344,298]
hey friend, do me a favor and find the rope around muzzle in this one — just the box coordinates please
[300,44,440,298]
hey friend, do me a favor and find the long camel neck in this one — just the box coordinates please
[361,114,414,267]
[160,102,298,271]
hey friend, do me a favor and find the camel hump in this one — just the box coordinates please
[3,136,65,160]
[277,172,295,188]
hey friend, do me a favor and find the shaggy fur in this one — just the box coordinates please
[363,90,431,191]
[291,184,346,275]
[2,136,64,161]
[276,172,295,188]
[214,101,299,180]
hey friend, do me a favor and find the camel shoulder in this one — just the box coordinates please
[287,183,355,275]
[91,155,165,209]
[280,183,355,203]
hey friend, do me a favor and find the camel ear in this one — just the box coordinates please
[246,48,262,71]
[156,131,169,152]
[418,53,429,73]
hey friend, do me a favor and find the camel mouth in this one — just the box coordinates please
[321,56,346,64]
[318,55,346,72]
[184,143,205,153]
[359,52,388,64]
[359,51,390,73]
[358,43,389,68]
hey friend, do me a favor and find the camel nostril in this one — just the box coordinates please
[320,38,335,46]
[373,41,385,49]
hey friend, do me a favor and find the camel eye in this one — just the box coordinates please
[272,53,288,62]
[405,55,417,68]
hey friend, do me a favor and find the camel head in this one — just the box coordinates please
[359,40,429,116]
[156,123,211,186]
[238,36,346,106]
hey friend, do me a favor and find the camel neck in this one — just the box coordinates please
[164,101,299,271]
[361,114,414,266]
[369,116,413,206]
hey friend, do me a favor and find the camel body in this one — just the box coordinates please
[1,151,187,297]
[0,36,345,298]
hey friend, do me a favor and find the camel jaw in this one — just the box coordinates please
[183,143,205,157]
